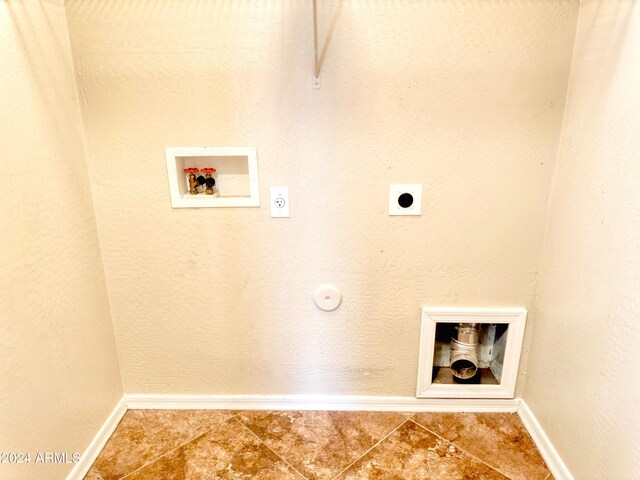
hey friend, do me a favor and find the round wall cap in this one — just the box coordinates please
[314,284,342,311]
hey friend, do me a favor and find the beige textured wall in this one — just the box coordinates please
[524,1,640,478]
[66,0,578,395]
[0,1,123,478]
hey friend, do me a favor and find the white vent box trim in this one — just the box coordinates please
[417,307,527,399]
[165,146,260,208]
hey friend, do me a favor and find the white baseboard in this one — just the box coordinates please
[518,399,573,480]
[124,393,519,412]
[66,395,127,480]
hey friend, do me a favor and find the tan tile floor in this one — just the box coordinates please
[86,410,552,480]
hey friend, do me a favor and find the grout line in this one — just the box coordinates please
[117,412,235,480]
[233,418,309,480]
[329,418,410,479]
[408,419,512,479]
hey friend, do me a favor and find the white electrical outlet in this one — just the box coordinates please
[270,186,290,218]
[389,184,422,216]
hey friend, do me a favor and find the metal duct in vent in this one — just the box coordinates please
[450,323,479,382]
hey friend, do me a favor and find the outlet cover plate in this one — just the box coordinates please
[389,184,422,216]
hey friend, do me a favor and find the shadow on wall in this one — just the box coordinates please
[316,0,344,76]
[7,0,81,153]
[570,0,635,110]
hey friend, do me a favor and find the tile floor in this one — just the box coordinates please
[85,410,553,480]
